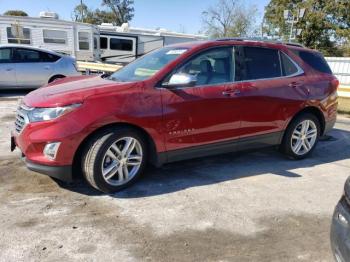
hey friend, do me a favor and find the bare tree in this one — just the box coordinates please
[201,0,258,38]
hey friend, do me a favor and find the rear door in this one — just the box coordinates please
[14,48,54,88]
[0,47,16,88]
[237,46,304,139]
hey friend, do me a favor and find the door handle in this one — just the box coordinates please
[44,66,51,70]
[222,89,240,97]
[288,81,303,88]
[6,68,13,72]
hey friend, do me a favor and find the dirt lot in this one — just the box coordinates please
[1,91,349,262]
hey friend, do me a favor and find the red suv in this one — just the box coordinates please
[11,39,338,193]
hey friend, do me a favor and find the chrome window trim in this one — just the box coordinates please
[158,47,304,90]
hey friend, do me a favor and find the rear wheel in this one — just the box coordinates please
[82,128,146,193]
[281,113,320,159]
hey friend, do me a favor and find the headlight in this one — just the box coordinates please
[28,103,81,122]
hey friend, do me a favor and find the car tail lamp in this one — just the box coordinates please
[331,78,339,91]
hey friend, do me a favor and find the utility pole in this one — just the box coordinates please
[80,0,84,23]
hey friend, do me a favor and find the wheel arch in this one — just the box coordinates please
[284,106,325,137]
[72,122,159,179]
[48,74,66,83]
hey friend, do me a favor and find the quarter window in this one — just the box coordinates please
[78,32,90,50]
[0,48,12,63]
[171,47,234,86]
[43,30,67,44]
[100,37,107,49]
[7,27,31,44]
[110,38,133,51]
[292,50,332,74]
[280,52,299,76]
[242,47,281,80]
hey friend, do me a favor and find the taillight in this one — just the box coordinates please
[331,78,339,90]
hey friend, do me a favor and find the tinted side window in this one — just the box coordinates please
[14,49,41,62]
[242,47,281,80]
[0,48,12,63]
[110,38,133,51]
[280,52,299,76]
[293,50,332,74]
[40,52,60,62]
[100,37,107,49]
[173,47,233,86]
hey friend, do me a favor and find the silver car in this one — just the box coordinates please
[0,44,81,89]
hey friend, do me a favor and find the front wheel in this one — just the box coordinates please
[280,113,320,159]
[82,128,147,193]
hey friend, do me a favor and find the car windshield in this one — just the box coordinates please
[108,46,189,82]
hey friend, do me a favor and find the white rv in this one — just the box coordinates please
[0,12,99,61]
[98,23,206,64]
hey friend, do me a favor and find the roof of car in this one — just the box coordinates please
[0,44,63,56]
[169,39,316,53]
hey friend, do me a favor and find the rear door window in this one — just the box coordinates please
[241,47,282,80]
[14,48,41,62]
[292,50,332,74]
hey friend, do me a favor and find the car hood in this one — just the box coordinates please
[23,75,136,107]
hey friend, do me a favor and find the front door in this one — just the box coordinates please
[0,47,16,88]
[160,46,242,153]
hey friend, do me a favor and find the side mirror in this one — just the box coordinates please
[163,73,197,88]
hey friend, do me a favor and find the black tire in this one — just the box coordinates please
[81,127,147,193]
[49,75,65,83]
[280,113,321,159]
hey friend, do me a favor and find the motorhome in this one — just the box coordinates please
[98,23,206,64]
[0,13,206,64]
[0,12,99,61]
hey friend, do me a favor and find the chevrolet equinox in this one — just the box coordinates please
[11,39,339,193]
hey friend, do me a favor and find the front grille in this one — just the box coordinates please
[14,105,30,133]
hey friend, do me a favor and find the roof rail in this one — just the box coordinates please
[215,37,304,47]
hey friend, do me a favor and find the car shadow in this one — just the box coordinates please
[57,127,350,198]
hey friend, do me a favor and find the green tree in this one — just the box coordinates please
[3,10,28,16]
[101,0,134,25]
[73,0,134,25]
[201,0,259,38]
[264,0,350,56]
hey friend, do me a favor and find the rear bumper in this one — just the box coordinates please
[330,197,350,262]
[25,158,72,182]
[324,118,337,135]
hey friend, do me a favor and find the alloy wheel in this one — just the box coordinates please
[291,119,318,156]
[101,137,143,186]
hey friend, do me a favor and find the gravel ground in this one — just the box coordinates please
[0,91,349,262]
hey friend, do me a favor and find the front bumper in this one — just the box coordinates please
[25,158,72,182]
[331,197,350,262]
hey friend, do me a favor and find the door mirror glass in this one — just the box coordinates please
[164,73,197,88]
